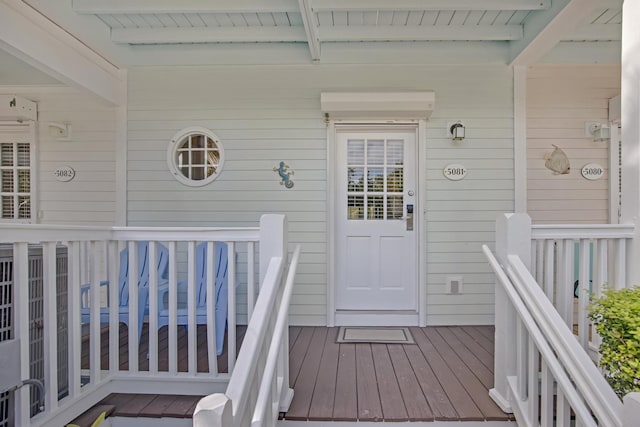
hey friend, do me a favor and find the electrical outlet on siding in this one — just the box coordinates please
[446,276,464,294]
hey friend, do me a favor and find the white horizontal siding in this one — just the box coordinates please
[19,89,117,225]
[527,65,620,224]
[128,64,513,326]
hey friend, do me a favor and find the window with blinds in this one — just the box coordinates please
[1,142,32,220]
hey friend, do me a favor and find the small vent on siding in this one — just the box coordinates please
[446,276,463,294]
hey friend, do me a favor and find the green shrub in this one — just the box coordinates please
[588,287,640,398]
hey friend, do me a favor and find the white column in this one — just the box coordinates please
[259,214,288,284]
[621,0,640,287]
[490,213,532,412]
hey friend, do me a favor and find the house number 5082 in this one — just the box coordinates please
[53,166,76,182]
[443,164,467,181]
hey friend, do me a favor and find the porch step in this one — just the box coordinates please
[68,404,116,427]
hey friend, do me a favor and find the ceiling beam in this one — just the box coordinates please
[111,26,307,44]
[298,0,320,61]
[319,25,523,42]
[311,0,550,12]
[509,0,601,66]
[72,0,300,14]
[0,0,123,106]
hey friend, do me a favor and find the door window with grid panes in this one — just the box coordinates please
[1,136,33,221]
[346,138,404,221]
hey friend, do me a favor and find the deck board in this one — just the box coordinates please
[387,344,434,421]
[332,343,357,421]
[308,328,339,421]
[423,328,506,421]
[355,344,384,421]
[410,326,484,421]
[77,325,512,423]
[286,327,328,420]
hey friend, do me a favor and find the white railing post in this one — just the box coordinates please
[193,394,233,427]
[491,213,531,412]
[623,393,640,426]
[259,214,288,284]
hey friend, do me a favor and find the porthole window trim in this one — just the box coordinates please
[167,126,225,187]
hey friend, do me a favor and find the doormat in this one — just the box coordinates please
[336,327,415,344]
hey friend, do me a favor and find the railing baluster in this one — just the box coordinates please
[13,243,30,426]
[516,318,527,400]
[128,241,139,373]
[168,241,178,374]
[540,361,553,427]
[43,242,59,412]
[89,241,102,383]
[616,238,626,289]
[148,241,159,374]
[67,241,82,398]
[247,241,256,321]
[543,239,554,300]
[578,239,591,349]
[187,241,197,374]
[108,241,119,373]
[560,239,574,326]
[228,241,237,372]
[556,388,570,427]
[596,239,608,296]
[206,241,218,374]
[536,240,544,284]
[527,335,539,423]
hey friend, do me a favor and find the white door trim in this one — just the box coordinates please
[326,120,427,327]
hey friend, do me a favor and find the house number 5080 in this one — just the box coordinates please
[443,164,467,181]
[581,163,604,181]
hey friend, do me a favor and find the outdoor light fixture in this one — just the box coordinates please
[450,121,465,142]
[586,122,610,143]
[48,122,70,139]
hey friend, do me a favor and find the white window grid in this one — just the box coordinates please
[167,127,224,187]
[1,141,32,220]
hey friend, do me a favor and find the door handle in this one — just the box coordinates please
[406,204,414,231]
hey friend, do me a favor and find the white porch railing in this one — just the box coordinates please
[530,224,635,352]
[0,214,289,427]
[193,244,301,427]
[486,213,640,427]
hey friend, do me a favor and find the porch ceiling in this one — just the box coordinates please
[1,0,622,79]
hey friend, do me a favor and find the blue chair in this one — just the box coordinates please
[157,242,229,356]
[80,241,169,340]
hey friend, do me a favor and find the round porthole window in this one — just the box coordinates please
[167,127,224,187]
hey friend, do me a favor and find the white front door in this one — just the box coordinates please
[335,127,418,311]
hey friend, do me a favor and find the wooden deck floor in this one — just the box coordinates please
[285,326,511,422]
[75,325,511,424]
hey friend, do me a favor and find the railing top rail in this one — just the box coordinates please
[484,243,623,427]
[0,223,260,244]
[226,255,285,417]
[531,223,635,240]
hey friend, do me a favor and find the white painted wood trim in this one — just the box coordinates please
[326,120,336,327]
[298,0,320,61]
[321,92,435,120]
[116,70,127,225]
[29,120,39,223]
[328,121,423,326]
[334,312,419,327]
[418,119,427,327]
[621,0,640,286]
[280,420,517,427]
[610,123,621,224]
[72,0,300,14]
[312,0,549,11]
[0,0,124,106]
[509,0,600,66]
[513,66,527,214]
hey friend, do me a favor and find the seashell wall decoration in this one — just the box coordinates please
[544,144,570,175]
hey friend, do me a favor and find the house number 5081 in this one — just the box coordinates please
[443,164,467,181]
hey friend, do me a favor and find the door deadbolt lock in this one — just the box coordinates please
[406,204,414,231]
[408,190,414,196]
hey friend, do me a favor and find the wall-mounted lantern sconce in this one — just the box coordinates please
[585,121,610,143]
[48,122,70,139]
[449,121,465,142]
